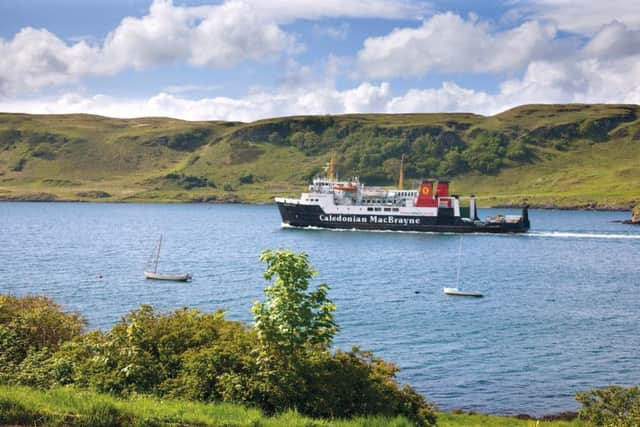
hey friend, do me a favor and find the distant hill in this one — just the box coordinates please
[0,104,638,208]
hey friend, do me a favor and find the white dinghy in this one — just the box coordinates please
[443,236,483,298]
[144,234,192,282]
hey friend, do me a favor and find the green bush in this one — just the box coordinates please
[298,348,436,426]
[164,173,216,189]
[12,347,58,388]
[579,119,610,142]
[436,149,466,177]
[0,294,85,382]
[462,131,507,174]
[239,174,254,184]
[505,140,532,162]
[577,386,640,427]
[168,128,211,151]
[0,129,21,151]
[31,143,57,159]
[0,251,437,425]
[146,129,211,151]
[9,157,26,171]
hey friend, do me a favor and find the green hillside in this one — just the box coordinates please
[0,104,638,208]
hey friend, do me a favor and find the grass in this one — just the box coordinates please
[0,104,638,208]
[0,385,413,426]
[437,412,581,427]
[0,385,584,427]
[452,137,640,209]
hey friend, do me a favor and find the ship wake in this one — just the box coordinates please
[528,231,640,240]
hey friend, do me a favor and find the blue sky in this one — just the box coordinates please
[0,0,639,121]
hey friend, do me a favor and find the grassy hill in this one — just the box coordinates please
[0,104,638,208]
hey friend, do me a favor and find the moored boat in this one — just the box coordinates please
[443,287,483,297]
[144,271,192,282]
[144,235,192,282]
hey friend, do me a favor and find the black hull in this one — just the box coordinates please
[277,202,529,234]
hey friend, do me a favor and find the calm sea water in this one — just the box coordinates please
[1,202,639,415]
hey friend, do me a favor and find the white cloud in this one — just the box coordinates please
[499,57,640,106]
[0,27,100,94]
[582,21,640,60]
[162,84,221,94]
[0,0,425,96]
[1,0,639,116]
[100,0,193,71]
[358,12,557,78]
[3,14,640,122]
[0,81,393,122]
[188,2,296,68]
[2,49,640,123]
[387,82,497,114]
[521,0,640,35]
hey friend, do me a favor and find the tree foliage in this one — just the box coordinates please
[0,295,85,384]
[0,250,437,425]
[577,386,640,427]
[252,249,338,355]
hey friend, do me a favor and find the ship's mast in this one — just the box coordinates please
[328,153,335,181]
[398,154,405,190]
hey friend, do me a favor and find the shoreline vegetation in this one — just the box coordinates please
[1,249,639,426]
[0,104,638,212]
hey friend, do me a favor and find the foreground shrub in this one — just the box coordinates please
[54,306,254,397]
[577,385,640,427]
[299,348,437,426]
[0,294,85,384]
[0,249,436,425]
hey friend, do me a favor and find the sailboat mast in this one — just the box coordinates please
[154,234,162,273]
[456,235,463,286]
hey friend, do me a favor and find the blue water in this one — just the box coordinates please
[1,202,639,415]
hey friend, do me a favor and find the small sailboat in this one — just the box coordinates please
[443,236,483,298]
[144,234,192,282]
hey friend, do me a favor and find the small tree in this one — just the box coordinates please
[251,249,338,411]
[252,249,338,356]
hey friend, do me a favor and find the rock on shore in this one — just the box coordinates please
[623,205,640,224]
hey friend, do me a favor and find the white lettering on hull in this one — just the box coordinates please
[318,214,421,225]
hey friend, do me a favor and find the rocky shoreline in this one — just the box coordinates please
[2,193,640,214]
[622,206,640,224]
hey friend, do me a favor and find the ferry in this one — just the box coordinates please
[275,160,529,234]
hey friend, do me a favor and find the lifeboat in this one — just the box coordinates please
[333,183,358,191]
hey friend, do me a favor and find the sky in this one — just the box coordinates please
[0,0,639,121]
